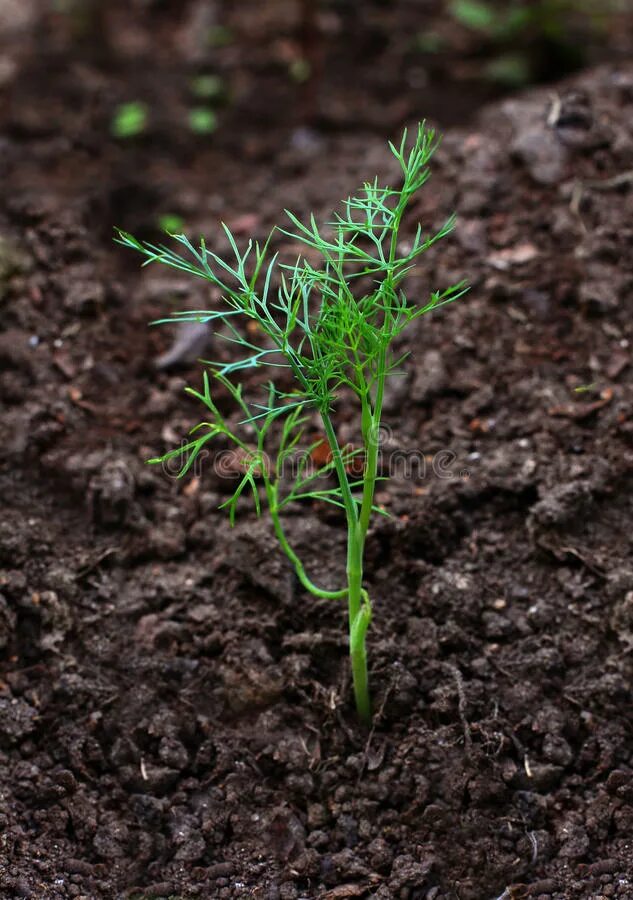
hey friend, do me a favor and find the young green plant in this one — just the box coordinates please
[116,124,466,724]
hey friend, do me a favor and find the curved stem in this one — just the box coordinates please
[350,588,372,723]
[266,481,346,600]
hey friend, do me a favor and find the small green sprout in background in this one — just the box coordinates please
[158,214,185,235]
[288,58,311,84]
[116,124,467,725]
[450,0,499,32]
[414,31,446,54]
[448,0,620,85]
[190,74,225,101]
[448,0,535,84]
[206,25,233,48]
[111,101,148,139]
[483,53,532,86]
[449,0,608,40]
[188,107,218,135]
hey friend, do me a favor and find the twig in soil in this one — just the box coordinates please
[74,546,119,580]
[444,662,473,753]
[557,545,607,577]
[507,732,535,786]
[527,830,539,864]
[298,731,322,770]
[117,124,467,725]
[546,92,562,127]
[523,753,533,779]
[570,169,633,230]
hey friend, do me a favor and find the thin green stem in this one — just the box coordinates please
[266,481,346,600]
[346,522,371,724]
[320,412,372,724]
[358,355,386,542]
[320,415,358,529]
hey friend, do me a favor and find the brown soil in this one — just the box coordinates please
[1,3,633,899]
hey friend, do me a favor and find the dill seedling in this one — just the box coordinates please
[116,124,467,724]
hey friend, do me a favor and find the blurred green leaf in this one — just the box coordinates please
[111,102,148,139]
[158,214,185,234]
[188,107,218,134]
[288,58,311,83]
[414,30,445,53]
[504,6,533,34]
[449,0,496,32]
[206,25,233,47]
[190,74,225,100]
[484,52,532,85]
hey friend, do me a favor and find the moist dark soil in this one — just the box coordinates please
[2,3,633,899]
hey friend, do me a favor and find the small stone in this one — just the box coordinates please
[64,279,105,315]
[487,242,539,270]
[511,126,566,185]
[579,277,619,314]
[154,321,212,371]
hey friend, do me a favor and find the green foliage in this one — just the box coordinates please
[450,0,498,32]
[483,52,531,86]
[188,107,218,134]
[449,0,618,84]
[111,102,148,139]
[116,124,466,724]
[190,74,225,101]
[414,31,446,54]
[158,214,185,234]
[288,58,311,83]
[450,0,615,40]
[206,25,233,47]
